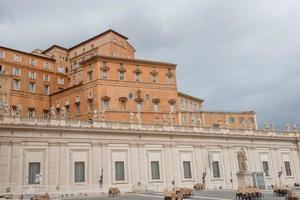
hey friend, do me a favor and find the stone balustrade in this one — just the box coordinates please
[0,115,299,138]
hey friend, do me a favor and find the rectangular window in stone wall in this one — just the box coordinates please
[151,161,160,180]
[28,162,40,184]
[115,161,125,181]
[284,161,292,176]
[74,162,85,183]
[183,161,192,179]
[212,161,220,178]
[262,161,270,176]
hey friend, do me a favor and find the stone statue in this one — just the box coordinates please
[135,112,141,124]
[197,117,202,127]
[60,107,66,119]
[237,149,247,173]
[191,117,197,126]
[292,124,298,131]
[129,112,134,123]
[3,102,9,115]
[16,104,22,116]
[264,122,270,130]
[271,123,276,131]
[286,123,291,132]
[168,112,175,125]
[93,110,99,121]
[50,106,56,119]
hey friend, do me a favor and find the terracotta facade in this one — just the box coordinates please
[0,29,256,129]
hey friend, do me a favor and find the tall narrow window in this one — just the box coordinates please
[119,98,127,110]
[153,99,159,112]
[74,162,85,183]
[150,68,158,83]
[166,68,174,84]
[101,62,109,79]
[115,161,125,181]
[28,82,36,93]
[28,71,36,79]
[284,161,292,176]
[118,63,126,80]
[43,85,50,95]
[44,62,50,69]
[183,161,192,179]
[28,162,40,184]
[134,66,142,82]
[12,68,21,76]
[169,100,176,113]
[28,108,36,118]
[262,161,270,176]
[151,161,160,180]
[212,161,220,178]
[88,101,94,113]
[12,79,21,90]
[137,101,142,112]
[88,71,93,81]
[0,50,5,59]
[14,54,21,62]
[30,58,36,66]
[102,98,110,110]
[43,110,49,119]
[75,103,80,115]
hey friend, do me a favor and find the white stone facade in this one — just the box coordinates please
[0,116,300,198]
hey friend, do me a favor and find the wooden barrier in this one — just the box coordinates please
[236,187,263,200]
[164,190,183,200]
[176,187,193,198]
[30,193,50,200]
[108,187,120,196]
[193,183,205,191]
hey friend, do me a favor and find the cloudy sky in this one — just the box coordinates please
[1,0,299,129]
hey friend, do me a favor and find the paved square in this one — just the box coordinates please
[67,190,287,200]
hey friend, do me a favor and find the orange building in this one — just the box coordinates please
[0,29,257,129]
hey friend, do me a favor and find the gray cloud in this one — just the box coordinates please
[0,0,299,129]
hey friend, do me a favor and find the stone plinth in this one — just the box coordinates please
[236,172,253,188]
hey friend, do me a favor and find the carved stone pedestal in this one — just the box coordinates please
[236,171,253,188]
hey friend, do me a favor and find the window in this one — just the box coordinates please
[0,50,5,58]
[229,117,235,124]
[57,78,64,85]
[120,99,126,110]
[43,110,49,119]
[119,71,125,80]
[284,161,292,176]
[153,101,159,112]
[30,58,36,66]
[212,161,220,178]
[135,73,141,82]
[14,54,21,62]
[43,74,50,82]
[182,115,188,124]
[57,66,65,73]
[28,162,40,184]
[74,162,85,183]
[75,103,80,115]
[88,71,93,81]
[28,71,36,79]
[137,101,142,112]
[128,93,133,100]
[169,102,175,113]
[12,79,21,90]
[102,99,109,110]
[12,68,21,76]
[183,161,192,179]
[115,161,125,181]
[239,117,244,125]
[102,69,108,79]
[28,108,35,118]
[88,101,94,113]
[262,161,270,176]
[0,64,3,73]
[44,62,50,69]
[28,82,36,93]
[151,161,160,180]
[43,85,50,95]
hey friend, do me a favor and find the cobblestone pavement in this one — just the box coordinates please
[67,189,287,200]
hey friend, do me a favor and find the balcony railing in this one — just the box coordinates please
[0,116,299,138]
